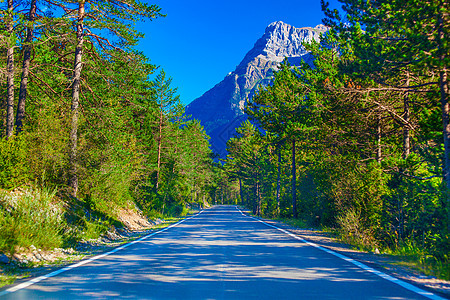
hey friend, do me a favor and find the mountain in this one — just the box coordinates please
[185,21,327,157]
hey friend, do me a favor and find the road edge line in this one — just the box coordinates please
[235,206,444,300]
[0,210,204,297]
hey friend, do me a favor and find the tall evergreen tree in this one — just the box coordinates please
[151,70,182,192]
[15,0,37,134]
[61,0,163,196]
[247,60,309,218]
[3,0,15,138]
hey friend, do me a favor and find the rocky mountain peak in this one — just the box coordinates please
[185,22,327,157]
[238,21,327,69]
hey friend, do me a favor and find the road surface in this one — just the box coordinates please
[0,205,443,299]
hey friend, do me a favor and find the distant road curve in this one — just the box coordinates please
[0,205,445,299]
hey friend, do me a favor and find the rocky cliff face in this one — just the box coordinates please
[185,21,327,157]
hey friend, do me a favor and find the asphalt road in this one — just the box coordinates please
[0,205,443,299]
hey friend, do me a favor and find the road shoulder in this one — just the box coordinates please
[253,216,449,299]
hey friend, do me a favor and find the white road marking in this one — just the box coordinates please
[235,206,444,300]
[0,210,204,297]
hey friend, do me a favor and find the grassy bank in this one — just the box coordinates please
[0,187,66,255]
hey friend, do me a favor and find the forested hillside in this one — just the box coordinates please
[0,0,222,256]
[224,0,449,279]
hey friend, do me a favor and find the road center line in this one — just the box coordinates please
[0,210,204,297]
[235,206,444,300]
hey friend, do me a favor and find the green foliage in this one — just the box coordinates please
[0,136,29,189]
[0,0,220,259]
[383,237,450,280]
[0,187,66,254]
[0,273,16,289]
[336,208,378,251]
[80,219,111,240]
[278,218,307,229]
[226,120,266,215]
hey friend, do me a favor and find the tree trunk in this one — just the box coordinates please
[5,0,15,138]
[439,59,450,187]
[246,189,250,208]
[239,177,244,206]
[292,138,297,218]
[256,181,261,217]
[156,105,163,192]
[436,0,450,230]
[15,0,37,134]
[440,69,450,221]
[397,72,411,239]
[69,0,85,197]
[252,183,257,215]
[402,70,410,159]
[276,147,281,216]
[376,113,382,164]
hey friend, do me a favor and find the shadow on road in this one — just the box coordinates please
[5,206,430,299]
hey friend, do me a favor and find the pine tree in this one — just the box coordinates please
[3,0,15,138]
[247,60,309,218]
[15,0,37,134]
[60,0,163,197]
[150,70,182,192]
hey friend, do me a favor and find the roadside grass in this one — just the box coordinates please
[277,218,308,229]
[0,264,30,288]
[383,242,450,281]
[419,254,449,280]
[388,256,449,280]
[0,186,66,255]
[80,219,111,240]
[0,273,17,289]
[145,210,165,221]
[335,225,449,280]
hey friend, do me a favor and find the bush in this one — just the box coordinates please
[0,136,29,189]
[80,219,111,240]
[168,203,184,217]
[0,186,66,254]
[337,208,378,251]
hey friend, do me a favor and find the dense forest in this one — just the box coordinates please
[0,0,224,255]
[224,0,449,278]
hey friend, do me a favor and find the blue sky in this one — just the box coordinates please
[137,0,342,105]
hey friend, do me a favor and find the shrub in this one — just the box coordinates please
[337,208,378,251]
[168,203,183,217]
[0,186,66,254]
[80,219,111,240]
[0,136,29,189]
